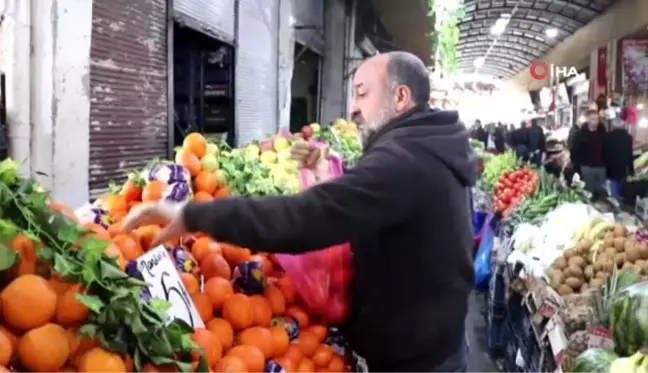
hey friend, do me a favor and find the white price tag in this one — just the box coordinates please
[136,247,205,328]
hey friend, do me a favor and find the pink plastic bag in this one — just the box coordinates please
[276,143,353,324]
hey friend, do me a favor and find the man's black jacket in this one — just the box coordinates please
[183,107,477,370]
[604,128,634,180]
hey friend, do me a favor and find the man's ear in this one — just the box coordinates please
[394,86,412,111]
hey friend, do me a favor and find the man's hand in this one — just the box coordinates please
[291,140,328,169]
[121,201,188,247]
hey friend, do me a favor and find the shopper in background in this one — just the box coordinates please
[470,120,487,145]
[510,121,529,161]
[566,119,582,150]
[122,51,475,372]
[571,109,608,196]
[526,118,546,167]
[485,124,505,154]
[604,118,634,201]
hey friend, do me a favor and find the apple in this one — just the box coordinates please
[200,154,219,172]
[259,139,273,152]
[206,143,219,156]
[301,125,313,139]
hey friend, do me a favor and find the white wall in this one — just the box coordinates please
[1,0,92,208]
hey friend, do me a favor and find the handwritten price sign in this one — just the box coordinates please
[136,247,205,328]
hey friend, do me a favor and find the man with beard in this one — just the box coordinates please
[122,52,476,372]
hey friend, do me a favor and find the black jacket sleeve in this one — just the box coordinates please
[181,146,419,254]
[570,131,581,173]
[627,133,635,176]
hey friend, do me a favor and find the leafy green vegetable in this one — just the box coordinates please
[0,170,206,372]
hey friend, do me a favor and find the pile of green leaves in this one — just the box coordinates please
[315,127,362,168]
[0,159,206,372]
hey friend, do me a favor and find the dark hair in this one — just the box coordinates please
[385,52,431,106]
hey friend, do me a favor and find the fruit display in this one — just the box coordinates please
[611,281,648,357]
[571,348,618,372]
[313,119,361,168]
[480,151,519,193]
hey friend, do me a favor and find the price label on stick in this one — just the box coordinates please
[136,247,205,328]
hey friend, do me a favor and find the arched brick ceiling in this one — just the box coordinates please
[457,0,619,80]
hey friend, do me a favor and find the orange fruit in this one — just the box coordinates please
[263,285,286,316]
[48,272,72,295]
[7,234,37,276]
[222,294,254,330]
[100,194,128,217]
[249,295,272,327]
[55,284,90,327]
[191,328,222,367]
[183,133,207,158]
[295,331,318,357]
[270,326,290,357]
[191,293,213,324]
[59,366,76,372]
[82,223,111,240]
[17,323,69,372]
[0,326,18,351]
[297,358,315,373]
[213,355,248,373]
[204,277,234,311]
[192,237,222,263]
[277,276,296,305]
[1,274,57,330]
[142,181,167,202]
[195,171,218,195]
[238,327,273,358]
[133,225,162,251]
[206,318,234,350]
[78,346,126,372]
[283,345,303,364]
[0,331,12,367]
[124,354,134,371]
[275,357,296,373]
[213,187,232,199]
[221,243,252,267]
[107,220,124,238]
[328,355,345,372]
[312,344,334,367]
[104,243,126,271]
[286,306,309,328]
[226,345,265,373]
[307,324,328,342]
[48,200,77,221]
[180,273,199,294]
[120,178,143,202]
[66,328,100,368]
[111,233,143,261]
[179,151,202,177]
[201,253,232,280]
[194,191,214,202]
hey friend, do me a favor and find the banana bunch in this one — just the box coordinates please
[572,217,613,245]
[610,350,648,372]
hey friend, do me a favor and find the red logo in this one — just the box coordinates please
[530,61,549,80]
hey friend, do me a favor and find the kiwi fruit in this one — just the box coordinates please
[584,265,594,280]
[637,243,648,260]
[565,277,584,289]
[614,237,626,251]
[627,247,641,262]
[552,257,568,270]
[605,247,618,258]
[623,261,634,270]
[563,248,577,260]
[558,284,574,295]
[613,223,627,237]
[568,256,587,268]
[603,232,615,246]
[614,253,626,267]
[590,278,605,288]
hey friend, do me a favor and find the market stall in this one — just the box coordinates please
[0,119,362,372]
[472,147,648,373]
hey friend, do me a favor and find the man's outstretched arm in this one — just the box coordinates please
[182,146,420,253]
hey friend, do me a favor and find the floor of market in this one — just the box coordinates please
[466,292,498,372]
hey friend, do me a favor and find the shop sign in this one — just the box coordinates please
[530,61,579,81]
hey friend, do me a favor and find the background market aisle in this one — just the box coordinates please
[467,292,499,372]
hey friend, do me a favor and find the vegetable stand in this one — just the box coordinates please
[473,149,648,373]
[0,120,362,372]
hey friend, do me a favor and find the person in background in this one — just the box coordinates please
[471,120,487,145]
[510,122,529,161]
[571,109,608,196]
[604,118,634,201]
[484,124,505,154]
[566,119,582,151]
[122,51,475,372]
[526,118,546,167]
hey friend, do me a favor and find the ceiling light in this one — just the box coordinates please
[638,103,644,110]
[474,57,485,68]
[639,117,648,128]
[545,28,558,38]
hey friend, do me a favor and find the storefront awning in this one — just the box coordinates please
[370,0,433,66]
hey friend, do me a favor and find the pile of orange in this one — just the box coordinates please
[0,132,351,372]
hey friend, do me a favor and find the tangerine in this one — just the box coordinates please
[275,357,296,373]
[178,151,202,177]
[206,318,234,350]
[47,200,77,221]
[311,344,334,367]
[328,355,345,372]
[104,243,126,271]
[220,243,252,267]
[133,225,162,251]
[213,355,248,373]
[213,187,232,199]
[263,285,286,316]
[17,323,69,372]
[226,345,265,373]
[296,358,315,373]
[0,326,18,351]
[142,181,167,202]
[222,294,254,330]
[195,171,218,195]
[55,284,90,327]
[286,306,309,329]
[100,194,128,217]
[191,328,222,367]
[1,274,57,330]
[191,293,214,324]
[201,253,232,280]
[192,237,222,263]
[283,345,303,364]
[120,178,143,202]
[249,295,272,327]
[277,276,296,304]
[238,327,273,358]
[66,328,100,368]
[307,324,328,342]
[183,133,208,158]
[112,233,143,260]
[48,272,72,295]
[0,331,12,367]
[7,234,37,276]
[180,273,199,294]
[269,326,290,357]
[78,347,126,372]
[204,277,234,311]
[295,331,318,357]
[194,191,214,202]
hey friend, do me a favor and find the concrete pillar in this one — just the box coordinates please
[320,0,346,124]
[277,0,295,130]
